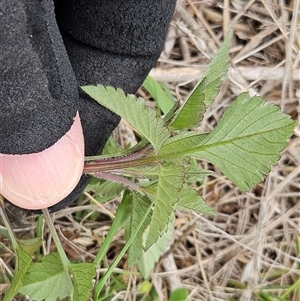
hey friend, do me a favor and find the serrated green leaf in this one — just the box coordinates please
[145,163,184,249]
[68,263,96,301]
[170,79,206,130]
[143,75,175,114]
[4,246,32,301]
[176,185,216,216]
[196,94,296,191]
[169,31,231,131]
[137,217,174,278]
[81,85,170,151]
[19,253,73,301]
[201,31,232,106]
[127,193,153,267]
[159,93,295,191]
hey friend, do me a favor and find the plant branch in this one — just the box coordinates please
[93,171,141,192]
[0,196,18,250]
[42,209,70,269]
[83,153,159,173]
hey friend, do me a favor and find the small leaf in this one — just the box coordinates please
[169,30,231,131]
[127,193,153,267]
[4,246,32,301]
[143,75,175,114]
[85,177,123,198]
[169,287,189,301]
[201,31,232,106]
[19,253,73,301]
[170,79,206,130]
[68,263,96,301]
[82,85,170,151]
[136,217,174,279]
[145,163,184,249]
[139,280,152,293]
[176,185,216,216]
[17,237,43,255]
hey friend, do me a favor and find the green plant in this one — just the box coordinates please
[1,31,296,301]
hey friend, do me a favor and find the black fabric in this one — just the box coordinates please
[55,0,176,57]
[1,0,177,212]
[0,0,78,154]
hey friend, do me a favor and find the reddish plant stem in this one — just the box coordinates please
[93,171,141,191]
[83,150,159,173]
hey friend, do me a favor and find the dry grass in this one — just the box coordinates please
[149,1,300,300]
[1,1,299,301]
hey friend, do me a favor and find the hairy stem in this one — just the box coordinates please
[94,171,141,192]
